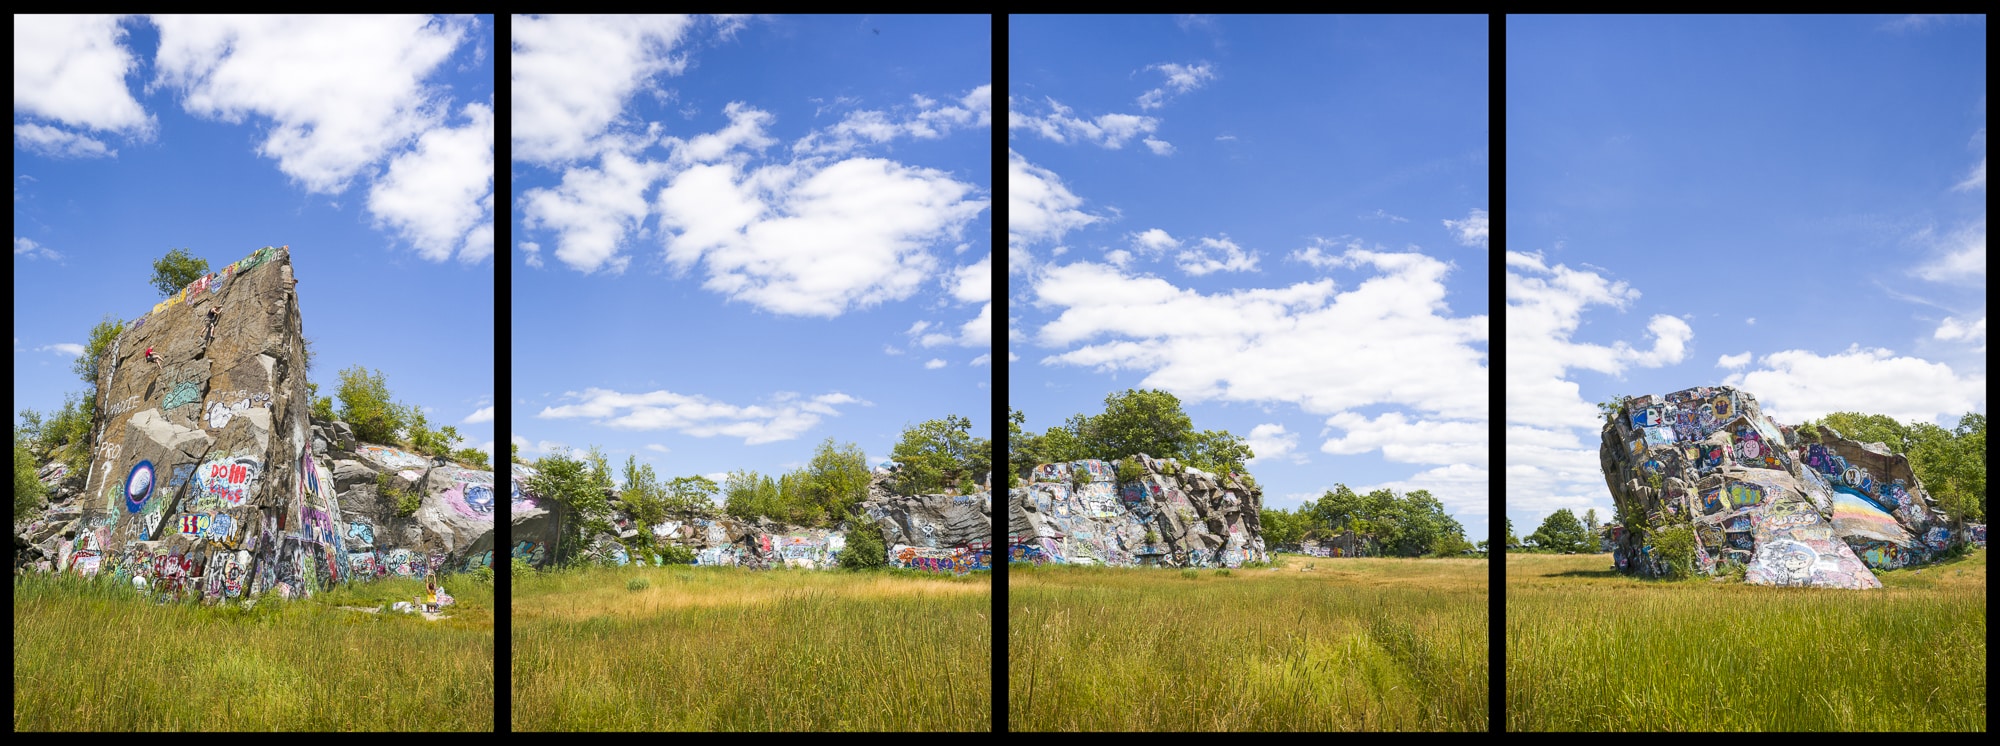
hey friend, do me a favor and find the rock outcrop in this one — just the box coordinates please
[1600,385,1968,589]
[506,469,992,573]
[1007,454,1267,567]
[15,246,494,597]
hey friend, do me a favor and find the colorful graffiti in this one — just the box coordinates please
[124,460,155,513]
[191,455,262,510]
[889,543,990,574]
[357,445,430,471]
[443,470,496,519]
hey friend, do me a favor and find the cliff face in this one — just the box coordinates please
[507,469,992,573]
[1600,385,1965,589]
[20,246,494,597]
[1008,454,1267,568]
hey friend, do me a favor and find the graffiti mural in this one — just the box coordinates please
[191,455,262,510]
[357,445,430,471]
[124,460,155,513]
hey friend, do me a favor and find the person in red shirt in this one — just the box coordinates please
[144,346,156,363]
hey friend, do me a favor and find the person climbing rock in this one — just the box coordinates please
[205,304,221,343]
[144,345,158,365]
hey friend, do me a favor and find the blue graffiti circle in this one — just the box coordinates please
[125,460,155,513]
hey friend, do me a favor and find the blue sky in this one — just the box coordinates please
[14,15,496,456]
[509,15,991,484]
[1505,14,1987,535]
[1008,15,1491,540]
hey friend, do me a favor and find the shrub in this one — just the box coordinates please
[1180,569,1199,579]
[511,557,535,577]
[335,366,412,445]
[14,439,47,522]
[1647,523,1698,579]
[381,472,423,517]
[626,577,650,591]
[658,544,696,565]
[839,512,887,570]
[1115,458,1145,484]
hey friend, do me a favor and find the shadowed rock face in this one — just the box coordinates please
[505,470,992,573]
[1599,385,1965,589]
[18,246,495,597]
[1007,454,1267,568]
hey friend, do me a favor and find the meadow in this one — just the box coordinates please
[1009,554,1489,731]
[510,564,991,731]
[1506,549,1987,731]
[12,571,495,731]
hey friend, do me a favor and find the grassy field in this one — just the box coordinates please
[1507,548,1987,731]
[1009,554,1489,731]
[12,571,495,731]
[510,565,991,731]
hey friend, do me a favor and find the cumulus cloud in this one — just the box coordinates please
[38,343,86,357]
[518,151,661,274]
[367,102,495,263]
[792,84,991,155]
[462,405,494,424]
[1723,346,1985,425]
[1007,149,1099,264]
[1136,62,1216,110]
[1320,412,1488,468]
[1034,248,1487,421]
[13,15,155,153]
[14,237,63,261]
[519,240,544,268]
[1243,423,1299,464]
[1716,351,1753,369]
[538,388,864,445]
[645,443,670,453]
[1505,250,1695,521]
[509,14,701,164]
[1009,96,1160,149]
[1176,235,1259,276]
[151,15,468,194]
[657,156,988,317]
[1143,137,1176,156]
[1130,228,1180,255]
[924,358,947,369]
[1442,208,1489,249]
[1934,315,1985,344]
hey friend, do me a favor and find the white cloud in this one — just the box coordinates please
[970,352,992,366]
[1130,228,1180,255]
[367,101,494,263]
[14,237,63,261]
[1006,149,1099,265]
[1717,351,1752,369]
[519,240,544,268]
[12,15,155,152]
[151,14,468,194]
[462,405,494,424]
[663,101,776,165]
[1243,423,1300,464]
[1009,96,1160,149]
[38,343,86,357]
[1136,62,1216,110]
[1143,137,1175,156]
[1956,157,1985,192]
[1442,208,1489,249]
[1746,317,1756,325]
[657,156,987,317]
[924,358,947,369]
[793,84,991,155]
[1910,218,1986,284]
[14,123,116,158]
[1724,345,1986,425]
[1320,412,1488,468]
[1215,134,1237,141]
[645,443,670,453]
[538,388,864,444]
[1176,235,1259,276]
[509,14,700,164]
[512,434,570,457]
[1104,249,1134,269]
[1934,315,1986,344]
[1034,248,1487,423]
[519,150,661,274]
[949,253,991,304]
[1361,208,1409,223]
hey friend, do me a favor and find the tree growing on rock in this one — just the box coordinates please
[73,315,124,389]
[149,248,210,297]
[14,437,46,522]
[803,438,870,521]
[664,475,719,517]
[890,414,990,496]
[527,449,613,567]
[334,365,412,445]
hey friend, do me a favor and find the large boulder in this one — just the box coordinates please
[1599,385,1964,589]
[1007,454,1267,568]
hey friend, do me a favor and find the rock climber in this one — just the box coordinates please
[205,304,221,343]
[144,345,157,364]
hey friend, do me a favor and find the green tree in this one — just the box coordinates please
[451,448,491,470]
[15,439,48,522]
[334,366,410,445]
[1582,508,1600,550]
[1185,428,1254,475]
[619,455,666,529]
[803,437,871,524]
[73,315,124,388]
[1528,509,1590,553]
[838,511,887,569]
[665,475,719,517]
[150,248,210,298]
[1081,389,1194,463]
[528,449,613,567]
[511,442,523,464]
[889,414,989,496]
[1505,517,1518,548]
[307,382,336,423]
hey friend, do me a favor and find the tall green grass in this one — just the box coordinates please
[1009,555,1488,731]
[13,572,494,731]
[511,565,991,731]
[1507,549,1987,731]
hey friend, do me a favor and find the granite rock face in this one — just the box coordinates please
[1599,385,1967,589]
[16,246,494,596]
[1007,454,1267,567]
[506,470,991,573]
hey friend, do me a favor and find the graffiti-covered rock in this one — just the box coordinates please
[1007,454,1267,568]
[1599,385,1967,589]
